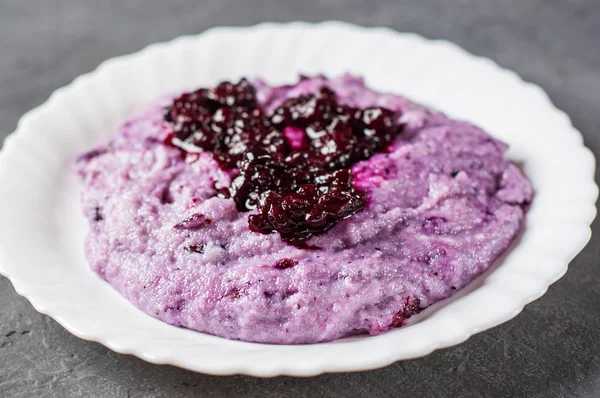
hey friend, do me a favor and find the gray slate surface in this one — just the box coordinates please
[1,1,599,397]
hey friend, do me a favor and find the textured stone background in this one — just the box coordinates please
[1,1,599,397]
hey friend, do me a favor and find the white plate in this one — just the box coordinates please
[0,22,596,377]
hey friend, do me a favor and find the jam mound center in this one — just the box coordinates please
[164,79,403,244]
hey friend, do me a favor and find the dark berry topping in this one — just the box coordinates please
[163,77,403,245]
[247,172,366,244]
[273,258,298,269]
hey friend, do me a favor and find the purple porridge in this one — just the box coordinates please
[74,75,533,344]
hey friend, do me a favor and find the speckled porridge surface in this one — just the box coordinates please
[75,75,532,344]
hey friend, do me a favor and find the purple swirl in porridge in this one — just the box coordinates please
[74,74,533,344]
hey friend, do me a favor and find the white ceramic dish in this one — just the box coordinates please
[0,22,596,377]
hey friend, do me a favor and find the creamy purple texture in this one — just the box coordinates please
[75,75,533,344]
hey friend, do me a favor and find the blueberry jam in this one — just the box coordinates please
[164,78,403,244]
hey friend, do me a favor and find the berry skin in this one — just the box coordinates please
[173,213,212,230]
[274,258,298,269]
